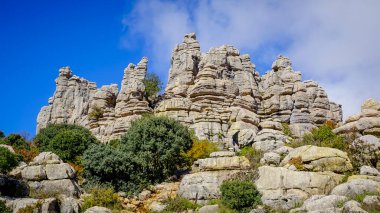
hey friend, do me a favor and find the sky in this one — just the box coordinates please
[1,0,379,137]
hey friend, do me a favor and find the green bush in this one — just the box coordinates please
[290,124,347,151]
[81,187,122,211]
[182,139,218,165]
[34,124,98,162]
[121,115,192,183]
[282,123,292,137]
[220,180,261,213]
[163,197,200,212]
[0,133,30,151]
[0,147,21,174]
[83,116,192,195]
[0,200,11,213]
[88,105,104,121]
[143,73,163,99]
[0,130,5,139]
[238,147,263,171]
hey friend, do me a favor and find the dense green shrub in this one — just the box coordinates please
[0,200,11,213]
[121,115,192,182]
[0,130,4,139]
[143,73,163,99]
[0,147,21,174]
[83,144,145,193]
[34,124,98,162]
[238,147,263,171]
[0,134,30,151]
[290,124,347,150]
[88,105,104,121]
[163,197,200,212]
[220,180,261,213]
[182,139,218,165]
[83,116,192,195]
[81,187,122,211]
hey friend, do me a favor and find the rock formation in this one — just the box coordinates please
[37,33,342,143]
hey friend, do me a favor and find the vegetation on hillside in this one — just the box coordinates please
[0,146,21,174]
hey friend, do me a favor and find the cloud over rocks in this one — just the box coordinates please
[122,0,380,119]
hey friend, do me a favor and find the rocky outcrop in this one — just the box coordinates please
[331,178,380,197]
[177,151,250,204]
[255,166,343,210]
[280,145,353,173]
[334,99,380,137]
[19,152,81,198]
[37,33,342,144]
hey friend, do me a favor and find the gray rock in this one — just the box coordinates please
[59,196,81,213]
[84,206,112,213]
[289,195,347,212]
[199,204,219,213]
[45,163,76,180]
[209,151,235,158]
[2,197,59,213]
[21,165,47,181]
[331,179,380,197]
[342,200,367,213]
[360,166,380,176]
[362,195,380,210]
[29,179,81,198]
[193,156,250,172]
[148,201,167,212]
[260,152,281,166]
[30,152,63,165]
[255,166,343,210]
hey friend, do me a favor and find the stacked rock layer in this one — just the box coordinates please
[37,33,342,143]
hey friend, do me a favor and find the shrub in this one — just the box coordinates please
[288,156,305,171]
[143,73,163,99]
[0,130,4,139]
[121,115,192,183]
[220,180,261,213]
[182,139,218,165]
[81,187,122,211]
[83,144,143,194]
[282,123,292,137]
[83,116,193,195]
[0,133,30,151]
[88,105,104,121]
[238,146,263,171]
[0,147,21,174]
[34,124,98,162]
[163,197,200,212]
[0,200,11,213]
[290,124,347,151]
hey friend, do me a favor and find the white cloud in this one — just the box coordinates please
[122,0,380,119]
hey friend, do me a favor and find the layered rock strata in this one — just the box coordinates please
[37,33,342,143]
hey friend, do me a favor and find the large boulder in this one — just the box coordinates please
[289,195,347,213]
[331,178,380,197]
[255,166,343,210]
[351,135,380,168]
[84,206,113,213]
[0,197,59,213]
[280,145,353,173]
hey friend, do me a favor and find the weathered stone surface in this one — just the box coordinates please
[350,135,380,169]
[252,129,290,153]
[199,204,219,213]
[1,197,59,213]
[45,163,75,180]
[59,195,81,213]
[29,179,81,198]
[280,145,353,173]
[290,195,347,213]
[148,201,167,212]
[84,206,113,213]
[334,99,380,137]
[255,166,343,210]
[30,152,63,165]
[193,156,250,172]
[178,170,244,203]
[342,200,367,213]
[331,179,380,197]
[260,152,281,166]
[37,33,342,143]
[360,166,380,176]
[21,165,47,181]
[209,151,235,158]
[362,195,380,210]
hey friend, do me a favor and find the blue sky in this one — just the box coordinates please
[1,0,380,137]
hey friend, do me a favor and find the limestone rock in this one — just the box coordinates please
[360,166,380,176]
[29,179,81,198]
[331,178,380,197]
[199,204,219,213]
[289,195,347,213]
[45,163,76,180]
[84,206,113,213]
[59,195,81,213]
[1,197,59,213]
[334,99,380,137]
[342,200,367,213]
[350,135,380,168]
[148,201,167,212]
[362,195,380,210]
[280,145,353,173]
[255,166,343,210]
[193,156,250,172]
[260,152,281,166]
[252,129,290,153]
[209,151,235,158]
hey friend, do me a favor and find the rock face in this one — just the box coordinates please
[334,99,380,137]
[178,151,249,204]
[255,166,343,210]
[19,152,81,198]
[37,33,341,143]
[280,145,353,173]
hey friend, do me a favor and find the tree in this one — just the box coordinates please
[34,124,98,162]
[0,134,30,151]
[143,73,163,106]
[121,115,192,182]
